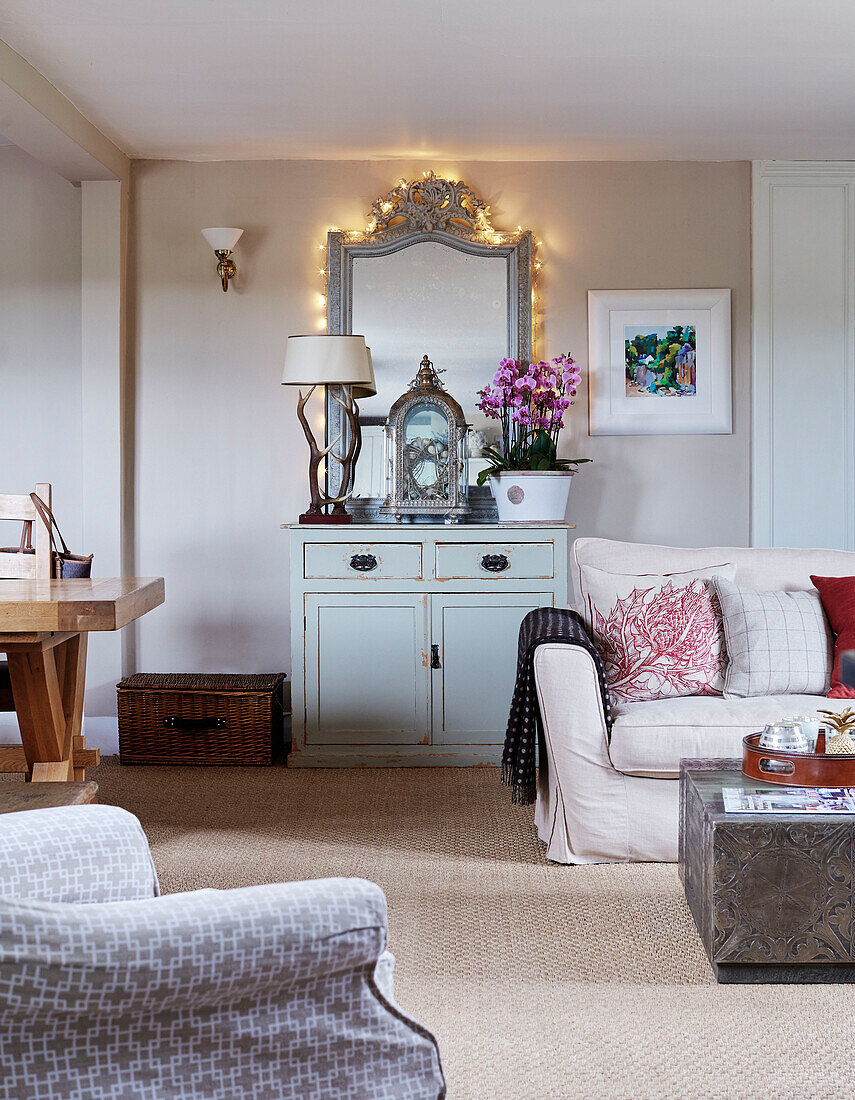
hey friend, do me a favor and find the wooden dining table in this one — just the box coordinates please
[0,578,164,782]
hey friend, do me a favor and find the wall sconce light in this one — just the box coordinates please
[201,227,243,291]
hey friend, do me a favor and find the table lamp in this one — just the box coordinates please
[282,334,376,524]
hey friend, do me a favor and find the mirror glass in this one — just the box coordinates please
[352,242,509,424]
[402,405,450,502]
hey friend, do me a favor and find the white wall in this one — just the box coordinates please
[0,144,82,548]
[131,158,751,681]
[0,152,127,754]
[0,47,130,753]
[0,144,82,745]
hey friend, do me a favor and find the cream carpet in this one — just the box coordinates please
[33,762,855,1098]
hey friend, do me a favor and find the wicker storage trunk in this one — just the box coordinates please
[117,673,288,766]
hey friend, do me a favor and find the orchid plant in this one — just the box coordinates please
[474,355,590,486]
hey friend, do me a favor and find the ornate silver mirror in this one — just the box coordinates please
[326,172,533,521]
[381,355,469,523]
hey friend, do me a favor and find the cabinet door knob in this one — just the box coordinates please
[349,553,377,572]
[431,644,442,669]
[481,553,510,573]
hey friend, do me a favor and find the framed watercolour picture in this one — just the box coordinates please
[587,289,731,435]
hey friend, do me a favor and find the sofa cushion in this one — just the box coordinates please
[712,576,832,697]
[608,694,855,778]
[811,574,855,698]
[579,562,735,702]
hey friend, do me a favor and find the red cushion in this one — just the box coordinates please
[810,575,855,698]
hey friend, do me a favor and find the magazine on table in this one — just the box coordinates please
[722,787,855,814]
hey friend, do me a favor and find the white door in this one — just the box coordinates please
[753,165,855,548]
[304,593,430,745]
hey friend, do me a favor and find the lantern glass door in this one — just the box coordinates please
[402,406,450,503]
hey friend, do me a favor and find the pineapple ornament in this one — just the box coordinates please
[818,708,855,755]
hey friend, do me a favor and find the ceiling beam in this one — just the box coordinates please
[0,37,129,183]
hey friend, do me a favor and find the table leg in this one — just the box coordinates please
[55,634,87,779]
[7,633,89,782]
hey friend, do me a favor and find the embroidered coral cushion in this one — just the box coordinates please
[578,563,736,702]
[809,575,855,698]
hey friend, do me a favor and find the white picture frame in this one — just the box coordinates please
[587,289,732,435]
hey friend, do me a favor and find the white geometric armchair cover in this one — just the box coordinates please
[0,805,445,1099]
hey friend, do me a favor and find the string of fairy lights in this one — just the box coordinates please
[313,172,544,357]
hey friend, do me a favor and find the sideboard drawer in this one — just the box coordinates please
[435,541,555,580]
[304,542,423,580]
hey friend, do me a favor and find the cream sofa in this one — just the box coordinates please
[533,538,855,864]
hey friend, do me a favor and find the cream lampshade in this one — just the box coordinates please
[281,335,376,524]
[281,335,376,398]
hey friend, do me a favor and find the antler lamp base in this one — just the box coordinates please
[298,509,353,525]
[293,383,362,525]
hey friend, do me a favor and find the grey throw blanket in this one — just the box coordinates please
[503,607,613,805]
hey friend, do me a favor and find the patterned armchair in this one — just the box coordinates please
[0,805,445,1099]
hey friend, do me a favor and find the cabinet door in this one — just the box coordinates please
[430,592,554,746]
[304,593,430,745]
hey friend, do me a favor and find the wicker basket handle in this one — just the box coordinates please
[163,716,226,731]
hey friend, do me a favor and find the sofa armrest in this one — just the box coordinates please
[533,644,612,768]
[0,877,390,1015]
[0,878,447,1100]
[532,643,636,863]
[0,804,159,903]
[376,949,396,1002]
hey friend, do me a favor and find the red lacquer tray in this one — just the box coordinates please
[743,732,855,787]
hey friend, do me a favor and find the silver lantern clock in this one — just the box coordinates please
[380,356,470,523]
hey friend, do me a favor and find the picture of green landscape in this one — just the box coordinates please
[625,324,697,397]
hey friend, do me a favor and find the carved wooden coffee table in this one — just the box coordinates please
[680,759,855,983]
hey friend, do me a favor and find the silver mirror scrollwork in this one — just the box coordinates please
[326,172,534,521]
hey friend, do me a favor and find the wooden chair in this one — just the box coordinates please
[0,483,52,579]
[0,484,98,778]
[0,484,52,711]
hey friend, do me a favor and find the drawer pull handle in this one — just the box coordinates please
[164,717,226,731]
[431,644,442,669]
[349,553,377,572]
[481,553,510,573]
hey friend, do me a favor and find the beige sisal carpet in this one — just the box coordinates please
[17,761,855,1098]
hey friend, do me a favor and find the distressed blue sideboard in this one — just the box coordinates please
[287,524,570,766]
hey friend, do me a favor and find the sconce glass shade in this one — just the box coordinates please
[282,335,376,399]
[201,227,243,252]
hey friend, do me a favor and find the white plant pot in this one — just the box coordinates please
[489,471,574,523]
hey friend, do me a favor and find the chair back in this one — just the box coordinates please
[0,483,51,579]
